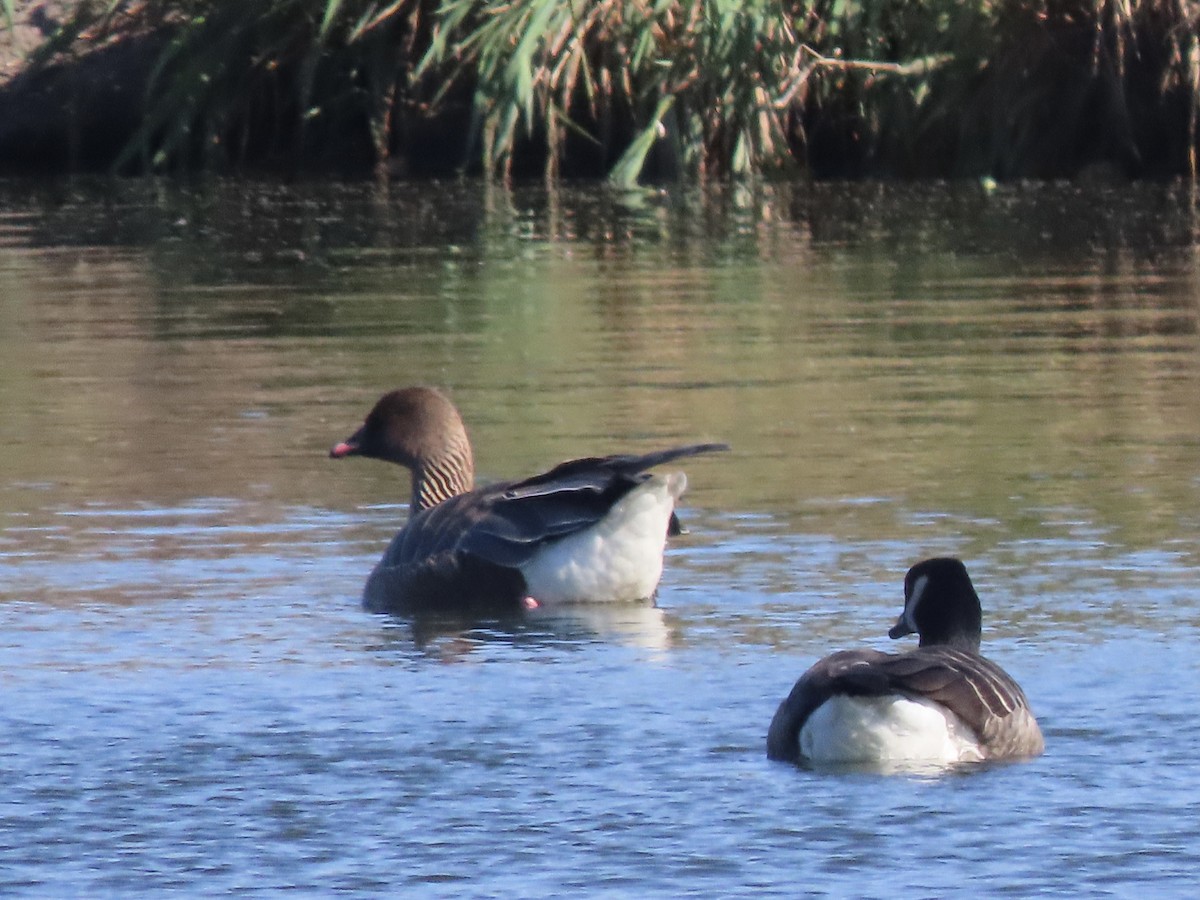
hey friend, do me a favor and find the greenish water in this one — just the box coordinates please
[2,179,1200,895]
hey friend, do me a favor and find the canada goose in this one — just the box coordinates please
[767,558,1043,765]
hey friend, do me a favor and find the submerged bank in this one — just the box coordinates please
[2,1,1198,182]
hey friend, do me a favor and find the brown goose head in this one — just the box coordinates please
[331,386,475,511]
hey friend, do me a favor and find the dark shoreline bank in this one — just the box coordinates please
[2,2,1197,182]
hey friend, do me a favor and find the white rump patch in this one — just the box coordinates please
[799,694,984,765]
[518,473,684,604]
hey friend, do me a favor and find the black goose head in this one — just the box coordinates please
[888,557,983,652]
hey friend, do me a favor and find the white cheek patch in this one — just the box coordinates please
[904,574,928,633]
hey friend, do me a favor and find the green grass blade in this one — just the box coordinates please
[608,94,675,188]
[319,0,345,41]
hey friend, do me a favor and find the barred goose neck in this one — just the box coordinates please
[412,437,474,511]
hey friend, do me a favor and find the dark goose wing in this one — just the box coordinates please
[392,442,728,570]
[766,647,1042,762]
[875,647,1044,759]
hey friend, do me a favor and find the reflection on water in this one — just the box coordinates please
[526,602,673,652]
[4,179,1199,538]
[3,179,1200,894]
[359,603,672,661]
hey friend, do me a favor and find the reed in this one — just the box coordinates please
[12,1,1200,181]
[420,0,818,183]
[26,1,427,175]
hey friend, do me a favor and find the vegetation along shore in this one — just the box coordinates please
[2,1,1199,182]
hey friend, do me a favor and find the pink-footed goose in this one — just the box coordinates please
[331,386,727,614]
[767,558,1044,766]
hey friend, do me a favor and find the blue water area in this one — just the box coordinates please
[3,179,1200,895]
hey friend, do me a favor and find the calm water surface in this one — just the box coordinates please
[2,179,1200,895]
